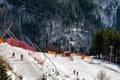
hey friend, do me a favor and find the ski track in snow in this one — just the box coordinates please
[0,42,120,80]
[0,43,42,80]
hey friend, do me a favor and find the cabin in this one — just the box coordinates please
[62,51,73,57]
[48,51,56,55]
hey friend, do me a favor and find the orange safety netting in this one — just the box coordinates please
[81,55,85,60]
[7,37,36,52]
[0,39,3,44]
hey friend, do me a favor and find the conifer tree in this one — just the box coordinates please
[0,57,9,80]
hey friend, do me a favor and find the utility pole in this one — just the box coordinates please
[109,45,114,64]
[1,23,13,40]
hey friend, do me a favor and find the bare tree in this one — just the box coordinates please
[95,70,110,80]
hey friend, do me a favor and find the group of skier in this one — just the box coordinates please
[73,70,85,80]
[74,70,79,76]
[12,52,24,61]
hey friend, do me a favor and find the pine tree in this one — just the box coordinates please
[0,57,9,80]
[92,28,103,58]
[91,28,120,63]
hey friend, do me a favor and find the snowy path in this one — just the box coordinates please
[0,43,43,80]
[11,60,42,80]
[89,60,120,80]
[0,43,120,80]
[47,54,120,80]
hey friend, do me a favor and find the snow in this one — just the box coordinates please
[0,42,120,80]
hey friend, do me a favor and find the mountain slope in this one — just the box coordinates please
[0,43,120,80]
[0,0,120,56]
[93,0,120,27]
[0,0,97,50]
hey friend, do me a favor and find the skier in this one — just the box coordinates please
[73,70,76,74]
[77,71,79,76]
[20,54,23,61]
[77,77,79,80]
[57,71,59,76]
[12,53,15,58]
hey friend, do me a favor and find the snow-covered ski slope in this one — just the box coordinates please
[0,43,120,80]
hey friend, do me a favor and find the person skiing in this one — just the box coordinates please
[73,70,76,74]
[77,71,79,76]
[77,77,79,80]
[57,71,59,75]
[20,54,23,61]
[12,53,15,58]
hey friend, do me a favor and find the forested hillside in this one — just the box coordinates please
[91,28,120,63]
[0,0,120,53]
[0,0,98,52]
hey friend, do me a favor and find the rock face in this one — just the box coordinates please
[0,0,120,52]
[93,0,120,28]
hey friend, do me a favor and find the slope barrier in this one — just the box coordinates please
[7,37,36,52]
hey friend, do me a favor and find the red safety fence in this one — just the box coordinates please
[0,39,3,44]
[7,37,36,52]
